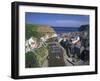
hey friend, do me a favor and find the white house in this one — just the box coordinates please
[25,37,38,53]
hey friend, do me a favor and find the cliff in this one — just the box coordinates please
[25,24,56,68]
[25,24,56,39]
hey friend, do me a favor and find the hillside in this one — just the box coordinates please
[79,24,89,32]
[25,24,56,68]
[25,24,56,39]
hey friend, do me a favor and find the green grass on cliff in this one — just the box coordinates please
[25,24,44,39]
[25,46,48,68]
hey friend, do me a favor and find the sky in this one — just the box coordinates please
[25,12,89,27]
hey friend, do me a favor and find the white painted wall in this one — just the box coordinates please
[0,0,99,81]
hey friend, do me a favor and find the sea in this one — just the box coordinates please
[51,27,79,33]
